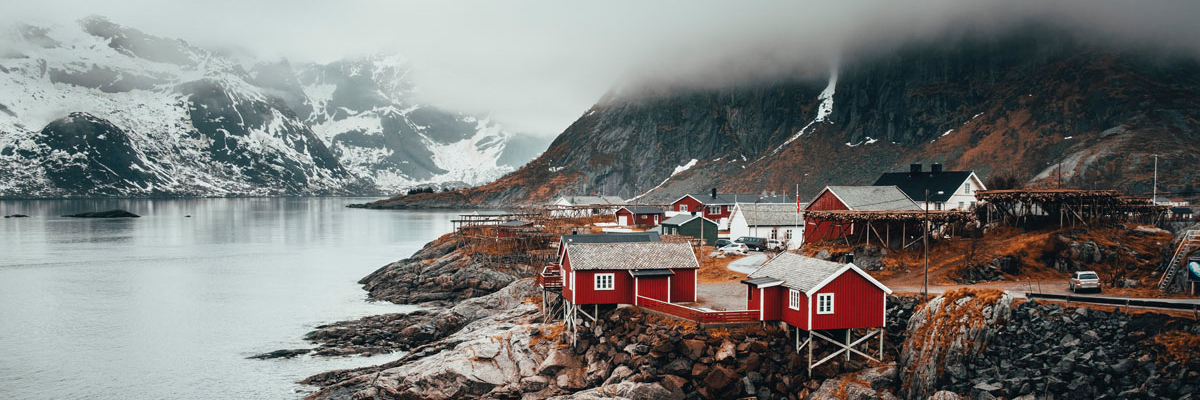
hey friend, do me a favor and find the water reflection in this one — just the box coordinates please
[0,198,460,399]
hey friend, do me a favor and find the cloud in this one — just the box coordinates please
[4,0,1200,137]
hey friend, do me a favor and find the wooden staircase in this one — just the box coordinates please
[1158,229,1200,291]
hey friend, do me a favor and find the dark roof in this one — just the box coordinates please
[619,205,664,214]
[1172,207,1193,214]
[567,242,698,270]
[631,269,676,277]
[561,232,661,245]
[662,214,718,226]
[872,171,976,203]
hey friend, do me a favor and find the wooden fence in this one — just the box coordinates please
[635,296,758,324]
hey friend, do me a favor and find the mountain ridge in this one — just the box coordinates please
[0,16,542,197]
[366,29,1200,208]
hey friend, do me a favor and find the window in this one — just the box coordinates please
[970,201,977,209]
[965,184,971,194]
[640,215,647,220]
[936,203,943,211]
[708,205,721,215]
[568,271,574,291]
[816,293,834,314]
[770,229,778,240]
[595,273,614,290]
[680,204,688,212]
[788,289,800,310]
[784,229,793,240]
[958,201,965,209]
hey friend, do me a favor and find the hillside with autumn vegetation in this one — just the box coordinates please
[359,26,1200,209]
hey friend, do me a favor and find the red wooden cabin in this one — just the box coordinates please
[742,253,892,370]
[560,242,698,306]
[803,186,920,243]
[614,206,665,228]
[671,189,757,222]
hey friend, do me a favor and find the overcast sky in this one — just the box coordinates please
[6,0,1200,137]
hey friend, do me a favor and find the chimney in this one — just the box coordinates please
[844,253,855,264]
[931,163,943,174]
[711,188,717,199]
[909,163,922,174]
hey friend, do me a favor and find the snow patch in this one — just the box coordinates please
[630,158,698,201]
[769,60,839,156]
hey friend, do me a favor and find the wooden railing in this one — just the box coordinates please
[538,264,562,289]
[635,296,758,324]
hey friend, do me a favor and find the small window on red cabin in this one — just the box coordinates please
[681,205,689,212]
[595,273,614,290]
[817,293,834,314]
[788,289,800,310]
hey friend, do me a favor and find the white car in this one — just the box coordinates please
[766,239,784,251]
[720,243,749,255]
[1069,271,1101,293]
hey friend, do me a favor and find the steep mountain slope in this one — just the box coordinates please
[370,30,1200,208]
[0,17,538,197]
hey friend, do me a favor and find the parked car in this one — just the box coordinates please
[1069,271,1102,293]
[720,243,749,255]
[715,239,733,248]
[734,236,767,251]
[766,239,784,251]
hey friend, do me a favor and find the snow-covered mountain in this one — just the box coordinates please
[0,17,536,197]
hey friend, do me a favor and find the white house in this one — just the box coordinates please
[729,203,806,249]
[549,196,626,217]
[872,164,986,211]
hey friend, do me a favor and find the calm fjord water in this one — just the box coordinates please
[0,198,456,399]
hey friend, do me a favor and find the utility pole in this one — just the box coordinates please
[924,189,930,301]
[1153,154,1159,204]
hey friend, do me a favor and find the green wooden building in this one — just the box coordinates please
[660,214,719,246]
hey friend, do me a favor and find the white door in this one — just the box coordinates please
[620,215,630,226]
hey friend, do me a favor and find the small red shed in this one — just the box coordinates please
[803,186,920,243]
[614,206,665,228]
[742,252,892,371]
[561,242,698,306]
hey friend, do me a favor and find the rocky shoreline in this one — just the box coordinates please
[273,233,1200,399]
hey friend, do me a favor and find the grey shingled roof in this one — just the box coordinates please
[567,242,699,270]
[747,253,846,292]
[822,186,921,211]
[736,203,805,226]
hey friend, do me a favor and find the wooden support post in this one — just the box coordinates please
[807,330,813,373]
[878,328,884,359]
[845,329,851,362]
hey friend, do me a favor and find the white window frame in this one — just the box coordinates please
[707,205,721,215]
[680,204,688,212]
[816,293,834,314]
[594,273,614,291]
[568,271,574,291]
[788,289,800,310]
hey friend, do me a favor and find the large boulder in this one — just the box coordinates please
[898,289,1013,399]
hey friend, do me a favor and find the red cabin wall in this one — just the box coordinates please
[636,276,670,302]
[615,209,633,226]
[804,191,852,243]
[761,286,783,321]
[809,271,886,330]
[572,269,634,305]
[747,285,760,311]
[669,268,697,302]
[780,287,808,329]
[673,196,732,220]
